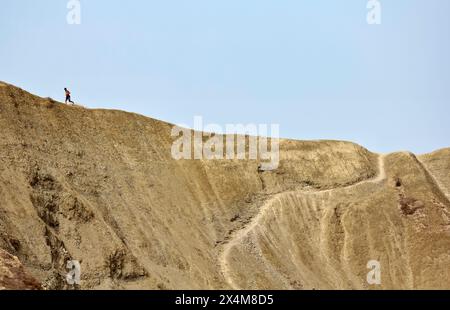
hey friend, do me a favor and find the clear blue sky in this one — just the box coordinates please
[1,0,449,154]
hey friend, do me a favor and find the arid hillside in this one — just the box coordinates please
[0,81,449,290]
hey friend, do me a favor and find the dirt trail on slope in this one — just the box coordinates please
[219,154,387,289]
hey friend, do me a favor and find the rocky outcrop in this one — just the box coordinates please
[0,249,42,290]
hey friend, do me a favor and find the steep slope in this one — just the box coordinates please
[0,81,449,289]
[419,149,450,200]
[222,152,450,289]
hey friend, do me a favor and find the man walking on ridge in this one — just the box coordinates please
[64,88,75,104]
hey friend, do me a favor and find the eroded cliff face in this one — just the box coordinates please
[0,248,41,290]
[0,81,449,289]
